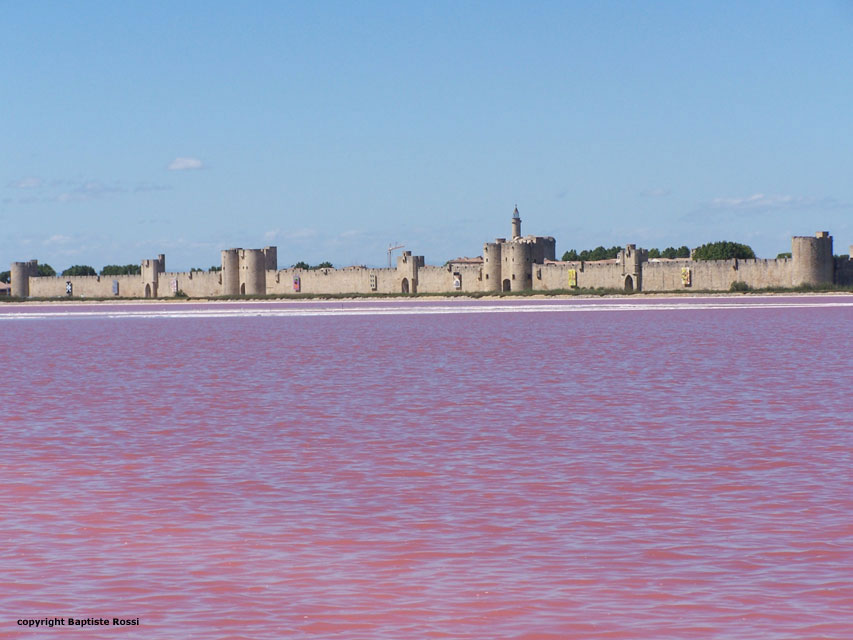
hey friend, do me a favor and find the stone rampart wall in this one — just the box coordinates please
[535,257,796,292]
[416,264,482,293]
[534,261,627,291]
[27,274,144,298]
[684,258,792,290]
[159,271,222,297]
[636,260,691,291]
[267,267,400,295]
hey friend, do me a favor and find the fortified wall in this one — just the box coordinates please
[9,210,853,298]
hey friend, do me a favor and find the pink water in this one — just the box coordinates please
[2,297,851,638]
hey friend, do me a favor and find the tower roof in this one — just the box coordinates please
[512,205,520,219]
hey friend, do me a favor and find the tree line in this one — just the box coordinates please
[1,261,336,283]
[561,241,756,262]
[58,264,144,276]
[0,264,142,282]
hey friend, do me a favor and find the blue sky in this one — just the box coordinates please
[2,1,852,271]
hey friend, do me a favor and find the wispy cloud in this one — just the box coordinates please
[707,193,847,212]
[44,234,73,246]
[286,228,318,240]
[6,176,44,189]
[4,177,173,204]
[641,187,671,198]
[134,182,173,193]
[262,227,317,243]
[57,181,125,202]
[7,177,43,189]
[683,193,849,229]
[168,157,204,171]
[710,193,811,210]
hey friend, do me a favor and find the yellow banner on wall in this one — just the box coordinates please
[681,267,691,286]
[568,269,577,288]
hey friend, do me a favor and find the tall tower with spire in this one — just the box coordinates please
[483,205,554,292]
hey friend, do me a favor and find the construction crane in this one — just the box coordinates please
[387,243,404,268]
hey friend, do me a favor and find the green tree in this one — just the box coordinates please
[580,246,604,261]
[676,246,691,258]
[208,265,222,272]
[100,264,141,276]
[661,247,677,259]
[692,241,756,261]
[2,265,56,280]
[588,246,607,261]
[61,265,97,276]
[564,246,621,261]
[777,252,792,259]
[292,261,334,270]
[647,248,661,259]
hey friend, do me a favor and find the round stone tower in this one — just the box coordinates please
[240,249,266,295]
[221,249,240,296]
[791,232,833,287]
[10,260,37,298]
[482,241,502,292]
[506,241,532,291]
[511,206,522,240]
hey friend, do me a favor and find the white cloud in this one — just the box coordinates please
[285,228,317,240]
[641,187,671,198]
[134,182,173,193]
[168,157,204,171]
[710,193,811,210]
[44,234,72,245]
[57,181,124,202]
[264,229,280,241]
[8,177,43,189]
